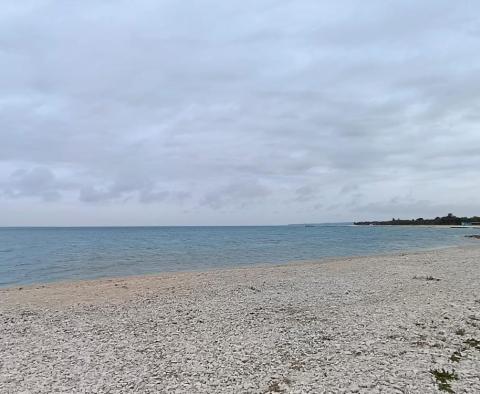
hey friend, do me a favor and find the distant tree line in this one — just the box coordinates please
[354,213,480,226]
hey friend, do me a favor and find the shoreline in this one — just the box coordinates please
[1,245,479,392]
[1,241,477,291]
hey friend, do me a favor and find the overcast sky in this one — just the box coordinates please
[1,0,479,226]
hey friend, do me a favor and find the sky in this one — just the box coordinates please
[1,0,480,226]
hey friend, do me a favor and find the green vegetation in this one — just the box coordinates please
[430,369,458,393]
[354,213,480,226]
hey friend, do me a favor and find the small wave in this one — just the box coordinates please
[0,249,13,253]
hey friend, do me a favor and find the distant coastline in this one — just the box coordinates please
[354,213,480,226]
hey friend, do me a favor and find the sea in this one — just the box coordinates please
[0,225,478,287]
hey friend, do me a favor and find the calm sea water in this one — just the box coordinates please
[0,225,478,287]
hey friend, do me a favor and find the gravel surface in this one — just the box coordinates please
[1,246,480,393]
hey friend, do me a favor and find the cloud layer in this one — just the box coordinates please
[1,0,480,225]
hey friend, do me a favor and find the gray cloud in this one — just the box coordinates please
[1,167,66,201]
[1,0,480,225]
[201,180,271,210]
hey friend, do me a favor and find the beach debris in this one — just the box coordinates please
[464,338,480,350]
[450,350,462,362]
[454,328,466,336]
[412,275,441,281]
[267,381,283,393]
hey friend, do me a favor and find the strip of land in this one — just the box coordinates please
[354,213,480,226]
[1,246,480,393]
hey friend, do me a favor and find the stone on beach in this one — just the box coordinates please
[1,246,479,393]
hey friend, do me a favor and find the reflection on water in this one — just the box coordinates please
[0,225,477,287]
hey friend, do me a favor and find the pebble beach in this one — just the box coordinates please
[1,245,479,393]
